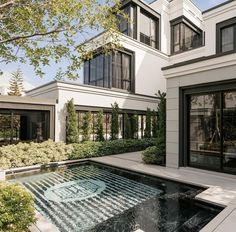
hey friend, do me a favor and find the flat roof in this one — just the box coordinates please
[0,95,56,105]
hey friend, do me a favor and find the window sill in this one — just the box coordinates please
[171,45,205,56]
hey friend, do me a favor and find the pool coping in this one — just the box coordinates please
[2,153,236,232]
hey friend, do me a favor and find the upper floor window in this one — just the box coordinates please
[118,1,160,50]
[171,17,203,54]
[216,17,236,54]
[84,50,134,92]
[140,11,158,49]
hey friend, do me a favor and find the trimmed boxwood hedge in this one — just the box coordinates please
[70,138,156,159]
[0,139,156,169]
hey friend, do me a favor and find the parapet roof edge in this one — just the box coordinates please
[203,0,235,14]
[162,51,236,71]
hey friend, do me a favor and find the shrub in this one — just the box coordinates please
[156,91,166,157]
[142,91,166,165]
[0,140,73,169]
[0,138,155,169]
[142,146,164,164]
[69,138,156,160]
[124,113,132,139]
[0,182,36,232]
[96,111,105,141]
[131,113,138,139]
[66,99,79,143]
[111,102,119,140]
[144,108,152,138]
[82,111,92,141]
[152,110,158,138]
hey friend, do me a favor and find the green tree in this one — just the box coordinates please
[8,68,24,96]
[124,113,132,139]
[156,91,166,156]
[0,0,124,78]
[152,110,158,138]
[96,110,105,141]
[131,113,138,139]
[111,102,119,140]
[82,111,92,141]
[144,108,152,138]
[66,99,79,143]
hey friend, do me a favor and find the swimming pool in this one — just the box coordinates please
[11,162,222,232]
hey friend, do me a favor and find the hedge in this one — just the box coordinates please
[70,138,156,159]
[0,138,156,169]
[0,140,73,169]
[0,182,36,232]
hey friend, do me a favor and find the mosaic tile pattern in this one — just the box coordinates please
[15,165,162,232]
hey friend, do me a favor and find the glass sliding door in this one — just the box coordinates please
[189,93,221,170]
[0,109,50,145]
[223,91,236,173]
[188,90,236,174]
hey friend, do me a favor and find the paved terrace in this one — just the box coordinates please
[90,152,236,232]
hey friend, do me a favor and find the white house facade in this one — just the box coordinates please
[1,0,236,175]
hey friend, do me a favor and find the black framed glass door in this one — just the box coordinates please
[222,91,236,173]
[188,90,236,174]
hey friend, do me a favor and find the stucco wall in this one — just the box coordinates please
[120,36,169,96]
[27,81,159,141]
[164,54,236,168]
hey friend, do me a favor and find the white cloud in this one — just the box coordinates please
[0,71,35,92]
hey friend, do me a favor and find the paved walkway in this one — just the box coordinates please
[90,152,236,232]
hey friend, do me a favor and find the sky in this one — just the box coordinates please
[0,0,228,90]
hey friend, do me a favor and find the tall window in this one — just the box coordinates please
[119,6,130,36]
[217,18,236,54]
[84,50,133,92]
[186,89,236,175]
[140,11,158,49]
[171,18,203,54]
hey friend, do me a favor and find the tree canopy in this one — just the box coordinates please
[0,0,123,79]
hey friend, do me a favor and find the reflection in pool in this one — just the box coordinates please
[12,162,222,232]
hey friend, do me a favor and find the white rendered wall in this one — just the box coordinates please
[120,35,169,96]
[27,81,159,141]
[164,53,236,168]
[203,1,236,56]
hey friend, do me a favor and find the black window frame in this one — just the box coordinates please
[216,17,236,54]
[84,48,135,93]
[139,9,159,49]
[171,16,203,55]
[76,107,147,141]
[118,0,161,50]
[180,80,236,175]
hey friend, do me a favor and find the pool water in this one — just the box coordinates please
[12,162,222,232]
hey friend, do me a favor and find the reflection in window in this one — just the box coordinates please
[188,91,236,174]
[221,26,234,53]
[189,94,221,170]
[140,11,158,49]
[0,110,50,145]
[217,17,236,54]
[84,50,133,92]
[119,6,130,36]
[223,91,236,173]
[172,21,202,54]
[77,110,149,141]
